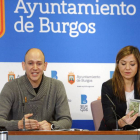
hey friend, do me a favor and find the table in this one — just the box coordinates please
[8,131,140,140]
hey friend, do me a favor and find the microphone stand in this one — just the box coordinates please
[17,83,28,131]
[111,107,121,131]
[21,103,26,131]
[106,94,121,131]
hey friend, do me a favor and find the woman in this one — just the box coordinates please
[99,46,140,130]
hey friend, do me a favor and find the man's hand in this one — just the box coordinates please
[38,120,51,130]
[18,113,39,130]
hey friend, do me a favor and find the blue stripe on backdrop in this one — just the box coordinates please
[0,0,140,63]
[72,120,95,131]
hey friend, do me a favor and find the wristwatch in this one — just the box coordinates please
[51,124,55,130]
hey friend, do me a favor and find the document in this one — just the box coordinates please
[129,99,140,116]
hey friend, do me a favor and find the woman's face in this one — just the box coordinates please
[118,54,138,82]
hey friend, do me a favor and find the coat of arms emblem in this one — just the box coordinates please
[8,72,15,81]
[68,72,75,84]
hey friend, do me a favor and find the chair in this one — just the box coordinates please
[91,100,103,131]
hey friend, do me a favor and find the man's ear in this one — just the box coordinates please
[22,62,25,70]
[44,62,48,71]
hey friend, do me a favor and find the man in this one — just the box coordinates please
[0,48,72,130]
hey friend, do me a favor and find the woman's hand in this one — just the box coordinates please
[118,110,138,128]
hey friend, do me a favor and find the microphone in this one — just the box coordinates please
[17,82,29,131]
[106,94,116,110]
[105,94,121,131]
[21,97,27,131]
[22,102,26,131]
[105,94,138,130]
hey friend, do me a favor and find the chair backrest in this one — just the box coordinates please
[91,100,103,131]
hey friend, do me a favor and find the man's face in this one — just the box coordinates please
[22,49,47,87]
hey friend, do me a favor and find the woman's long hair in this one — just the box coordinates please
[112,46,140,101]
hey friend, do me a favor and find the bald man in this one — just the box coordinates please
[0,48,72,131]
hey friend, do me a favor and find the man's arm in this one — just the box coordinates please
[0,82,20,130]
[0,82,40,131]
[50,80,72,130]
[39,80,72,130]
